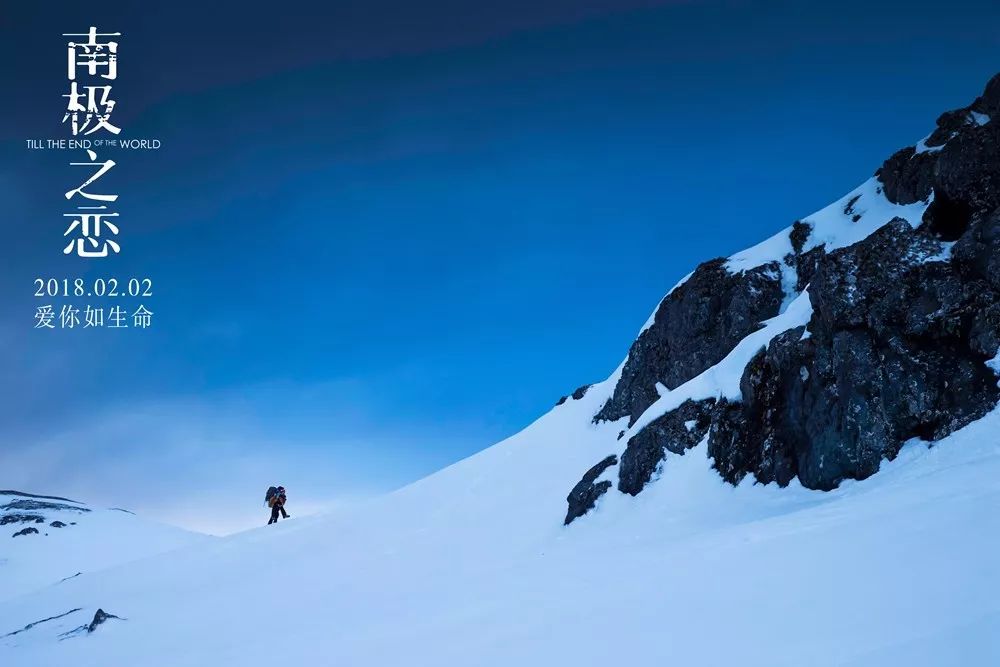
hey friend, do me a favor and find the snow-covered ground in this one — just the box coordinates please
[1,376,998,666]
[0,491,208,603]
[2,171,997,665]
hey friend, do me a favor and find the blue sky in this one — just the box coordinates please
[2,0,998,533]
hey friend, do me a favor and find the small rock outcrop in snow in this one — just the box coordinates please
[1,492,91,538]
[564,455,617,525]
[555,384,592,406]
[86,609,122,633]
[617,398,714,495]
[59,609,124,639]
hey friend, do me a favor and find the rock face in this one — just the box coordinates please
[618,399,715,495]
[594,259,784,425]
[878,147,937,206]
[712,220,999,490]
[565,73,1000,523]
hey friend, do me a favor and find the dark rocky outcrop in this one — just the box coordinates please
[789,220,811,254]
[709,326,812,487]
[710,218,1000,490]
[793,246,824,292]
[12,527,39,537]
[50,521,67,528]
[953,207,1000,293]
[0,490,80,503]
[925,109,975,148]
[922,74,1000,148]
[618,399,715,495]
[783,220,824,292]
[877,147,936,205]
[0,513,45,525]
[565,72,1000,524]
[595,259,784,425]
[564,455,617,524]
[2,499,90,513]
[556,384,592,406]
[59,609,124,639]
[87,609,122,633]
[924,122,1000,240]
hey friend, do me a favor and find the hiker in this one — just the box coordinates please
[266,485,290,525]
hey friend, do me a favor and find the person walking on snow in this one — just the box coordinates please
[266,485,290,524]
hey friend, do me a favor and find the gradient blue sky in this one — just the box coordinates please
[2,0,998,533]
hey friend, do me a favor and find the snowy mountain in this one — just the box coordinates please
[570,72,1000,519]
[3,74,1000,666]
[0,490,209,603]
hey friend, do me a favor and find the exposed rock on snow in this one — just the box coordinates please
[594,259,784,425]
[2,494,91,538]
[555,384,592,406]
[2,499,90,514]
[564,455,617,524]
[709,325,811,488]
[568,72,1000,519]
[1,514,45,526]
[85,609,121,634]
[59,609,124,640]
[877,146,936,205]
[783,220,825,294]
[618,398,715,495]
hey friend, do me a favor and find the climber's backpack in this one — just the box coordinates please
[265,486,278,504]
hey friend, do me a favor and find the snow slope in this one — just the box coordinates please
[1,378,998,665]
[0,491,209,603]
[726,176,930,275]
[3,116,999,665]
